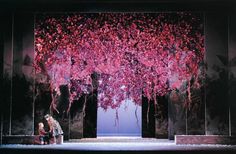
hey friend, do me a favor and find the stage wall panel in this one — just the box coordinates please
[205,12,229,135]
[11,13,34,135]
[229,8,236,136]
[2,14,13,136]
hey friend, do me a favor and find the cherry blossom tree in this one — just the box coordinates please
[34,13,204,112]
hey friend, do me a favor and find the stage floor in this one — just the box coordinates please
[1,137,236,154]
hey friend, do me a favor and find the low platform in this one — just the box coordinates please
[175,135,236,145]
[2,135,63,145]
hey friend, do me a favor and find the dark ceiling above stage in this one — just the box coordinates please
[0,0,235,12]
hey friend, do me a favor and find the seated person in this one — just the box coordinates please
[38,122,49,145]
[44,114,64,144]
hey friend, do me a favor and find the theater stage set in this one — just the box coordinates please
[1,0,236,154]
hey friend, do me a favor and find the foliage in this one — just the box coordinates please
[34,13,204,111]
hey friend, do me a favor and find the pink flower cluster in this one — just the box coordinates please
[35,13,204,110]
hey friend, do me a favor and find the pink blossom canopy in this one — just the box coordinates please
[35,13,204,110]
